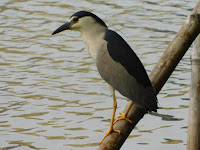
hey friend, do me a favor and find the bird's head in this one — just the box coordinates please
[52,11,107,35]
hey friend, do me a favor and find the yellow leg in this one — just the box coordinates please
[113,101,134,124]
[100,95,120,144]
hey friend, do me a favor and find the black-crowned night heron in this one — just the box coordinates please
[52,11,158,143]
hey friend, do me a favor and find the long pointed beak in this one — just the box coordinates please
[52,22,72,35]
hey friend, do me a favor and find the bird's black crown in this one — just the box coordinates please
[70,11,107,28]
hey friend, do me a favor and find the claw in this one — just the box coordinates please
[100,128,120,144]
[113,112,132,124]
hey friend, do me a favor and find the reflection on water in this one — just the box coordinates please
[0,0,197,149]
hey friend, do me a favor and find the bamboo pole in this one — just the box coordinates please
[187,34,200,150]
[98,2,200,150]
[187,3,200,150]
[186,2,200,150]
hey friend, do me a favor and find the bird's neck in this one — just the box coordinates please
[80,26,107,62]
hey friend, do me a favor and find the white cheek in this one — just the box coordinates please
[70,21,83,30]
[70,23,79,30]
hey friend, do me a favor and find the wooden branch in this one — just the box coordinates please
[150,14,200,93]
[98,2,200,150]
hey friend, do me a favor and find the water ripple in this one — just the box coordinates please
[0,0,197,149]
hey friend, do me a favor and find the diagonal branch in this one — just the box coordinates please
[98,1,200,150]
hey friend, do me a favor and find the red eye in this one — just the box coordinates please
[73,17,79,22]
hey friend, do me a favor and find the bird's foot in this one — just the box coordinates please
[100,127,120,144]
[113,112,132,124]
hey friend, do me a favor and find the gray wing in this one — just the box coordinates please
[101,29,157,112]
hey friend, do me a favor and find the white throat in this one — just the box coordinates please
[80,24,107,62]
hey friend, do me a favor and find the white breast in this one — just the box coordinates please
[80,27,107,62]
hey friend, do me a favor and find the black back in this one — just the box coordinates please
[104,29,152,88]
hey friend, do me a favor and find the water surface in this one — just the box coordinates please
[0,0,197,149]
